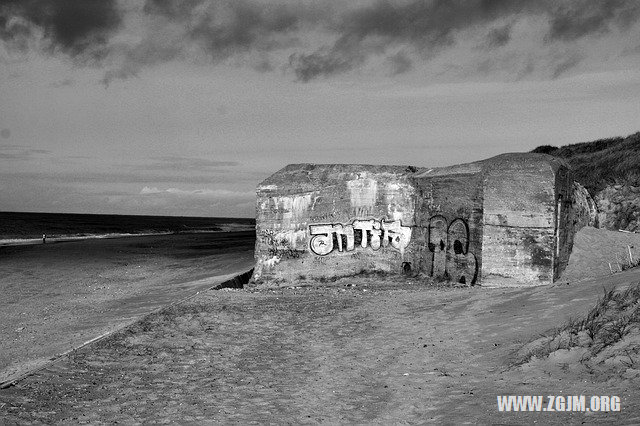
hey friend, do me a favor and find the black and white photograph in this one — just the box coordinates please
[1,0,640,423]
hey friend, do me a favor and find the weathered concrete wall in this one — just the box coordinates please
[480,154,571,285]
[253,153,581,287]
[410,168,484,284]
[253,164,417,285]
[553,164,575,282]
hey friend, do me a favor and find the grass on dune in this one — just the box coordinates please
[517,283,640,366]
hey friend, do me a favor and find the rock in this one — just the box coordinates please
[595,184,640,231]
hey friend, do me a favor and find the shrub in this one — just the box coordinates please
[531,131,640,195]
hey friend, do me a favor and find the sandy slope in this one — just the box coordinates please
[561,226,640,283]
[0,232,255,385]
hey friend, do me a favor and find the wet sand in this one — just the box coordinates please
[0,231,255,384]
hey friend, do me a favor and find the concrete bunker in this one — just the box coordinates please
[252,153,594,287]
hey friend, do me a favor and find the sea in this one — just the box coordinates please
[0,211,255,246]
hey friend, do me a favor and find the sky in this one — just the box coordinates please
[1,0,640,218]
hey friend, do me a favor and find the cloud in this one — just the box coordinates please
[184,1,301,57]
[287,0,640,81]
[546,1,640,42]
[0,170,259,185]
[140,186,163,194]
[551,53,584,78]
[288,36,366,82]
[3,0,640,83]
[141,186,253,198]
[142,0,207,21]
[386,50,412,75]
[484,24,512,49]
[135,185,256,216]
[100,30,184,86]
[147,156,239,171]
[50,77,74,87]
[0,0,123,61]
[288,1,530,81]
[0,144,51,160]
[0,175,255,217]
[102,0,324,85]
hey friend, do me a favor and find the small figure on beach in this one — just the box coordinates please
[42,234,46,244]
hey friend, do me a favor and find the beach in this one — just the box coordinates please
[0,231,255,384]
[2,227,640,423]
[1,268,640,424]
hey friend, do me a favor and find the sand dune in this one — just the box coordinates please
[561,226,640,283]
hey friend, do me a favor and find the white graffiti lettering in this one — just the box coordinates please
[309,219,411,256]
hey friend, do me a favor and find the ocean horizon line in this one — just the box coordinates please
[0,228,257,248]
[0,212,255,243]
[0,211,255,221]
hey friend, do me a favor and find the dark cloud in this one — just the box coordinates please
[143,0,207,20]
[0,10,31,52]
[289,34,366,82]
[288,0,640,81]
[145,0,307,58]
[551,53,583,78]
[387,51,412,75]
[100,0,320,85]
[546,0,640,42]
[337,0,524,43]
[288,0,532,81]
[3,0,639,83]
[484,24,512,49]
[190,2,300,56]
[0,0,122,60]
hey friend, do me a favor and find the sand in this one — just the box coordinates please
[1,270,639,424]
[561,226,640,283]
[1,227,640,423]
[0,231,255,385]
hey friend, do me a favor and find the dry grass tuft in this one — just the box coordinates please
[516,283,640,365]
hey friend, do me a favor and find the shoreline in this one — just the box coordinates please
[0,232,173,247]
[0,226,255,247]
[0,231,256,384]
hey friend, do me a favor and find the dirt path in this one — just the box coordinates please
[0,232,255,385]
[2,268,639,424]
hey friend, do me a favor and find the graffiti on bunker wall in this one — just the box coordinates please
[307,215,477,283]
[309,219,412,256]
[428,215,477,284]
